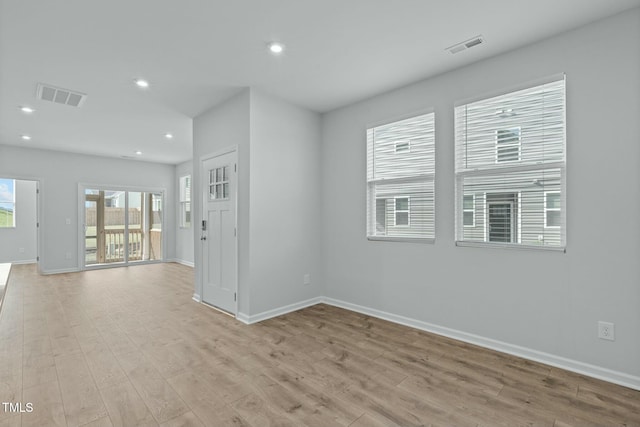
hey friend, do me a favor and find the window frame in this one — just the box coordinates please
[393,196,410,227]
[209,166,230,201]
[0,178,16,229]
[544,191,561,229]
[495,127,521,163]
[179,175,191,229]
[366,110,436,243]
[463,194,475,228]
[395,140,411,153]
[454,74,566,252]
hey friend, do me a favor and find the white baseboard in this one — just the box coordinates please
[192,293,201,302]
[236,312,250,324]
[236,296,324,325]
[172,259,194,268]
[323,297,640,391]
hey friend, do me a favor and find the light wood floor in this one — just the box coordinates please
[0,264,638,427]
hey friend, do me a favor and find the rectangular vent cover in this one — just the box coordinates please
[37,83,87,107]
[446,35,484,54]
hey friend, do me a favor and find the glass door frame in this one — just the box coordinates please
[78,183,166,270]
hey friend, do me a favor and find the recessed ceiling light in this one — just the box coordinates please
[268,42,285,54]
[20,106,35,114]
[164,133,173,140]
[135,150,143,155]
[134,79,149,88]
[21,134,31,141]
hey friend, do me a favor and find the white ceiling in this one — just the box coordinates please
[1,0,639,165]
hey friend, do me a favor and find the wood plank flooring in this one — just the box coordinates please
[0,263,638,426]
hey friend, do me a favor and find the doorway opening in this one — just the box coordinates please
[0,177,39,266]
[486,192,519,243]
[83,187,163,268]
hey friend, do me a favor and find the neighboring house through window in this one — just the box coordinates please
[179,175,191,228]
[0,178,15,228]
[545,191,561,228]
[366,112,435,241]
[463,195,475,227]
[496,127,521,163]
[394,197,410,226]
[455,76,566,249]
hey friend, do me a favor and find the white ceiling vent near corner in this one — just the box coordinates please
[36,83,87,107]
[446,35,484,54]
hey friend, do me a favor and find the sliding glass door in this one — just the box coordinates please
[84,188,163,268]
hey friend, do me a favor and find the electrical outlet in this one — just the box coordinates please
[598,321,615,341]
[303,274,311,286]
[19,247,25,253]
[65,252,72,260]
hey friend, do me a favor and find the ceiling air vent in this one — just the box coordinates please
[446,35,484,54]
[36,83,87,107]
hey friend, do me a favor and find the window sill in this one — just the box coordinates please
[455,240,566,253]
[368,236,435,244]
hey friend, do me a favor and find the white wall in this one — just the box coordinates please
[320,9,640,382]
[192,88,323,318]
[0,179,37,263]
[249,89,322,315]
[0,145,176,273]
[193,89,251,312]
[175,160,194,266]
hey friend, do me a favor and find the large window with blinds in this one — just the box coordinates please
[367,112,435,241]
[455,76,566,249]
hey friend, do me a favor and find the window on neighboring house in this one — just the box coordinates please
[366,112,435,241]
[496,127,521,163]
[455,76,566,249]
[463,195,475,227]
[179,175,191,228]
[395,141,410,153]
[545,192,561,228]
[0,178,15,228]
[394,197,410,226]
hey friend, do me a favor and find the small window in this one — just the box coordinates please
[394,197,410,226]
[0,178,15,228]
[463,195,475,227]
[496,127,521,163]
[179,175,191,228]
[545,192,561,228]
[366,112,435,241]
[395,141,410,153]
[209,166,229,200]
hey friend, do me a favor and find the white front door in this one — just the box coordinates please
[201,150,237,314]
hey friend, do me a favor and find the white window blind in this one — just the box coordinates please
[179,175,191,228]
[455,77,566,249]
[367,112,435,241]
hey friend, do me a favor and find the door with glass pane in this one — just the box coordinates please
[84,188,162,267]
[487,193,517,243]
[201,150,237,314]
